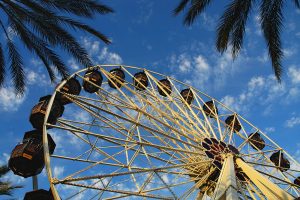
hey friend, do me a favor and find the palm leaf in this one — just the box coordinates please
[1,3,68,80]
[3,0,93,68]
[216,0,253,57]
[183,0,213,26]
[260,0,283,81]
[0,166,10,177]
[7,37,25,95]
[40,0,113,17]
[0,42,5,87]
[293,0,300,8]
[174,0,190,15]
[59,17,111,44]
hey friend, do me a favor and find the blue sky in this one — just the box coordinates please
[1,0,300,199]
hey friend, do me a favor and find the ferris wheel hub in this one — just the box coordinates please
[202,138,239,170]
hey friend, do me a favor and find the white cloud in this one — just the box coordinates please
[67,58,80,71]
[82,37,100,57]
[195,55,209,71]
[53,166,65,178]
[257,51,269,63]
[0,87,26,111]
[288,66,300,84]
[200,13,216,31]
[98,47,123,64]
[212,48,247,89]
[286,117,300,128]
[178,54,192,73]
[168,46,249,91]
[82,37,123,64]
[283,47,297,57]
[219,75,287,115]
[221,95,240,112]
[26,69,48,86]
[254,15,262,35]
[264,127,275,133]
[0,153,10,165]
[248,76,265,90]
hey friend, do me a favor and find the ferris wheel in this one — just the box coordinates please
[9,65,300,199]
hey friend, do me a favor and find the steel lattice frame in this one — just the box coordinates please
[42,65,300,200]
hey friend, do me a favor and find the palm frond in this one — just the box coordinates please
[183,0,212,26]
[260,0,284,81]
[216,0,253,57]
[40,0,113,17]
[173,0,190,15]
[0,42,5,87]
[7,36,25,95]
[59,17,111,44]
[0,166,10,177]
[4,0,93,68]
[293,0,300,9]
[1,3,68,79]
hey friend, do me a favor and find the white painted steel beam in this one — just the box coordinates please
[212,154,238,200]
[236,157,294,200]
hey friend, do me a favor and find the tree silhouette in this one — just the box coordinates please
[174,0,300,81]
[0,165,22,196]
[0,0,113,95]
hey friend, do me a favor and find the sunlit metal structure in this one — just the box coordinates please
[39,65,299,199]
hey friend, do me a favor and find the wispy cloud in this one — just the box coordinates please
[0,87,26,112]
[286,117,300,128]
[81,37,123,64]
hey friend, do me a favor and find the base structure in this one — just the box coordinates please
[212,154,238,200]
[197,154,295,200]
[32,175,38,191]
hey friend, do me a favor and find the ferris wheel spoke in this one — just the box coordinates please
[256,169,300,189]
[243,150,300,191]
[53,123,197,170]
[53,122,126,166]
[53,122,201,157]
[144,71,210,138]
[244,160,300,173]
[69,97,204,151]
[247,181,267,199]
[59,117,185,166]
[63,182,173,200]
[103,67,206,140]
[178,168,214,199]
[236,179,249,200]
[53,160,212,184]
[58,144,138,184]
